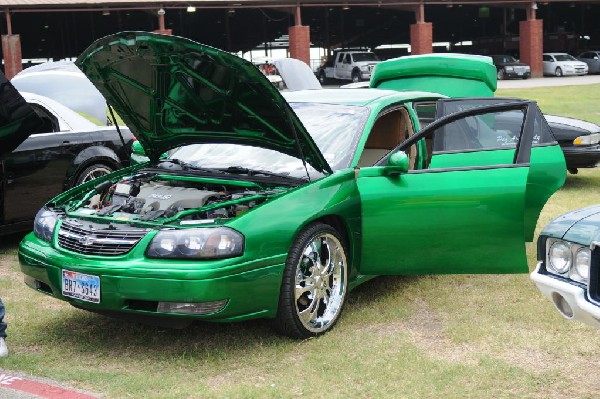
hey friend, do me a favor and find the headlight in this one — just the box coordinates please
[525,66,531,71]
[147,227,244,259]
[548,241,572,274]
[573,133,600,145]
[505,66,514,71]
[360,65,369,72]
[571,248,591,283]
[33,207,59,242]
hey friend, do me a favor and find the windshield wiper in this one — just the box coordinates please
[219,166,306,182]
[157,159,224,174]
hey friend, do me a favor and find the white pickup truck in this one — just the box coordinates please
[316,50,381,84]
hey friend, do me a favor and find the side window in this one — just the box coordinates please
[543,55,551,62]
[29,103,59,133]
[343,54,351,64]
[359,107,416,168]
[432,110,524,153]
[337,53,344,63]
[533,110,558,145]
[412,102,437,128]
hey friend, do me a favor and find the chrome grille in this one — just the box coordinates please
[514,66,527,73]
[58,219,149,256]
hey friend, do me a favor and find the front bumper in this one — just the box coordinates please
[562,145,600,169]
[504,70,530,79]
[531,262,600,327]
[19,233,285,323]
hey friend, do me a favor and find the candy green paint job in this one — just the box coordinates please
[371,54,497,97]
[17,32,567,337]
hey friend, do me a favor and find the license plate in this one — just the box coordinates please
[517,72,523,75]
[61,270,100,303]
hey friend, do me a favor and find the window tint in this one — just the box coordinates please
[29,104,59,133]
[432,109,524,152]
[413,102,437,128]
[337,53,344,63]
[533,110,557,145]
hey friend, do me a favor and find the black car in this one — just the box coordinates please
[490,55,531,80]
[0,86,134,235]
[545,114,600,174]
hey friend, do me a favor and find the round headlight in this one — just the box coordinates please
[548,241,572,274]
[574,248,591,280]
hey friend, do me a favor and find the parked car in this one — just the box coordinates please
[0,91,134,235]
[577,51,600,74]
[544,114,600,174]
[490,55,531,80]
[531,205,600,328]
[19,32,566,338]
[316,50,381,84]
[543,53,588,77]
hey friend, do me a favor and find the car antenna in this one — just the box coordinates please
[107,103,128,151]
[284,106,311,182]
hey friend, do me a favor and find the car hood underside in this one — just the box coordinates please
[75,31,332,174]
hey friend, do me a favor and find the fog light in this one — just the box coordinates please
[552,292,574,319]
[157,299,228,315]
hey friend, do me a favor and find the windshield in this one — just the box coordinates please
[169,102,370,179]
[554,54,577,62]
[493,55,517,63]
[352,53,380,62]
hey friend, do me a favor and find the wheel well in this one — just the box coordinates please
[71,157,121,187]
[312,214,352,259]
[352,67,360,75]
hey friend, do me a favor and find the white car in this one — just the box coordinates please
[543,53,588,77]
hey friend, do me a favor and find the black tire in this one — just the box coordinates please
[555,67,563,77]
[497,69,505,80]
[567,167,578,175]
[351,70,361,83]
[75,163,113,186]
[318,71,328,85]
[272,223,348,339]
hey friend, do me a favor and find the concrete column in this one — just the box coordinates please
[288,7,310,66]
[519,17,543,77]
[1,34,22,79]
[410,3,433,55]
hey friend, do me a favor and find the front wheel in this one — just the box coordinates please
[555,67,563,77]
[75,163,113,186]
[272,223,348,338]
[351,70,361,83]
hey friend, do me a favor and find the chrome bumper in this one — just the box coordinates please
[531,262,600,327]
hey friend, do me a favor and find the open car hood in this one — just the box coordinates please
[0,72,42,159]
[76,32,332,174]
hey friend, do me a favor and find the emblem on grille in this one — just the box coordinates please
[79,235,97,246]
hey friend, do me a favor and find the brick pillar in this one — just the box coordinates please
[410,23,433,55]
[519,19,543,78]
[1,34,22,79]
[289,25,310,66]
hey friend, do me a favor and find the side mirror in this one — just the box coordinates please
[384,151,409,176]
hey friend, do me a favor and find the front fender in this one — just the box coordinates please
[64,146,122,188]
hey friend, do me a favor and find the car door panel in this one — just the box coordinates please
[357,100,566,275]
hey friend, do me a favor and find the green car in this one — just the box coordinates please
[19,32,567,338]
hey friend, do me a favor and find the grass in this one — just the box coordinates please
[2,84,600,398]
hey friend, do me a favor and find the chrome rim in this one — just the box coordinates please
[295,233,347,333]
[80,166,112,184]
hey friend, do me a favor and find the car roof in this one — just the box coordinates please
[283,88,443,106]
[21,91,100,131]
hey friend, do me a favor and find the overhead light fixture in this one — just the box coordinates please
[342,5,350,10]
[102,8,110,16]
[158,8,166,16]
[186,5,196,12]
[531,2,538,10]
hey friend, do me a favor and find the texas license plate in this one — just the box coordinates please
[61,270,100,303]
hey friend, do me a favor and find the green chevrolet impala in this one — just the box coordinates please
[18,32,567,338]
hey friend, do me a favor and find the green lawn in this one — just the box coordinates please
[1,84,600,398]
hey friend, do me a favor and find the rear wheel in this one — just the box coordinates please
[272,223,348,338]
[497,69,505,80]
[75,163,113,186]
[555,67,563,77]
[318,70,328,85]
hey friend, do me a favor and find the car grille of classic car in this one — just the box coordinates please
[587,245,600,305]
[58,218,148,255]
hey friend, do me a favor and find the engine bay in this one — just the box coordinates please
[77,172,284,223]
